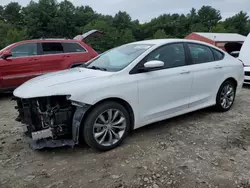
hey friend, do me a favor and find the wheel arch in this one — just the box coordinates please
[214,77,237,112]
[81,97,135,131]
[223,77,238,88]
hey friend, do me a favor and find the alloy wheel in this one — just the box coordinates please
[220,84,235,109]
[93,109,127,147]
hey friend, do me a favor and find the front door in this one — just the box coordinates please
[133,43,193,125]
[0,42,41,89]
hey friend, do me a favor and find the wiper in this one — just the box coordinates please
[88,66,107,71]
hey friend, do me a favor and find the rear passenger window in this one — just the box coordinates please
[211,48,224,60]
[63,43,86,53]
[188,43,214,64]
[41,43,64,55]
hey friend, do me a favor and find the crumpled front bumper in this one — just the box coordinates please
[15,97,90,149]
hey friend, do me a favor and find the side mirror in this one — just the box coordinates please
[139,60,164,72]
[1,50,12,59]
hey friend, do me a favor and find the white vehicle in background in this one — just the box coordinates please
[14,39,244,151]
[239,33,250,84]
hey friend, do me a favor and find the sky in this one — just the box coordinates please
[1,0,250,22]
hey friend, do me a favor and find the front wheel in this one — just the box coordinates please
[83,102,130,151]
[215,80,236,112]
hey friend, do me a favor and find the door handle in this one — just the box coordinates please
[214,65,222,69]
[63,55,70,58]
[180,70,190,74]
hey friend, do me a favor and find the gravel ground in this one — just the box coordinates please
[1,88,250,188]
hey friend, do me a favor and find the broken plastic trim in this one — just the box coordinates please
[70,100,88,107]
[72,105,91,143]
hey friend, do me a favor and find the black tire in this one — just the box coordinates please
[215,80,236,112]
[83,101,131,151]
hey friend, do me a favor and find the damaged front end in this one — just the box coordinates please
[14,96,89,149]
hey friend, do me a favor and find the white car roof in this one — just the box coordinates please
[131,39,177,45]
[129,39,222,49]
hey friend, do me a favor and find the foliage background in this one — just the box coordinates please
[0,0,249,52]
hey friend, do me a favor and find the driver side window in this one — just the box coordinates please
[10,43,38,58]
[145,43,186,69]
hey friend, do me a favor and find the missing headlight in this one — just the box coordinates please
[15,96,75,140]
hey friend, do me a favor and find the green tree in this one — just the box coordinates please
[3,2,22,25]
[51,0,76,38]
[187,8,199,32]
[83,20,120,52]
[0,6,4,21]
[75,5,97,33]
[6,28,27,44]
[22,0,58,38]
[0,1,250,52]
[153,29,167,39]
[0,20,11,48]
[197,6,222,31]
[211,23,227,33]
[113,11,132,31]
[119,28,135,44]
[224,11,249,35]
[0,20,27,49]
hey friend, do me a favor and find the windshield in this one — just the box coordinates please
[86,44,153,72]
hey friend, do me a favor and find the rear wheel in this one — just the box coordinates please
[215,80,236,112]
[83,101,130,151]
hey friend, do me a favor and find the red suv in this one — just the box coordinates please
[0,30,102,92]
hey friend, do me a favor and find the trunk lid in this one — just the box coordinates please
[73,30,104,42]
[239,33,250,66]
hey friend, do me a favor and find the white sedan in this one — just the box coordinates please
[14,39,244,151]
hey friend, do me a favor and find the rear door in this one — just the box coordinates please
[61,42,91,67]
[186,42,226,109]
[38,42,67,74]
[0,42,41,89]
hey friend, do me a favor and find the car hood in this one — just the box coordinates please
[14,68,114,99]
